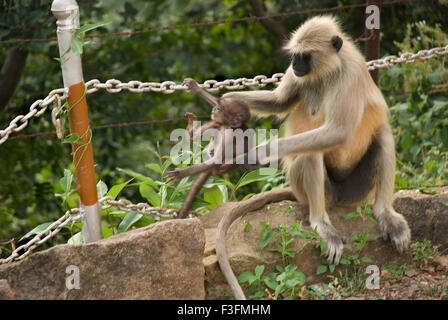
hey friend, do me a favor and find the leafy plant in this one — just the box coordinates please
[70,22,110,55]
[381,263,411,279]
[237,265,267,300]
[345,200,377,224]
[259,221,277,251]
[411,239,439,269]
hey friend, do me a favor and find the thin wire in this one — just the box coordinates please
[8,116,210,140]
[0,0,422,45]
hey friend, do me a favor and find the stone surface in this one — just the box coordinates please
[0,279,15,300]
[201,188,448,299]
[0,218,205,300]
[393,187,448,250]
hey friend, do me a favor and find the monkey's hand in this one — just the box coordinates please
[165,168,189,184]
[185,112,197,120]
[183,78,201,93]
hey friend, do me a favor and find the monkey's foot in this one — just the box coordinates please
[165,169,188,184]
[377,208,411,253]
[313,220,347,265]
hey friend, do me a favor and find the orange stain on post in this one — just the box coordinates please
[67,81,98,206]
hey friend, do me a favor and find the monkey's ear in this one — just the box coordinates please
[331,35,343,52]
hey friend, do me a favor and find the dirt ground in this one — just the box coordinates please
[303,255,448,300]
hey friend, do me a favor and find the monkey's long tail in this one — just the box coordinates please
[216,187,295,300]
[178,171,212,219]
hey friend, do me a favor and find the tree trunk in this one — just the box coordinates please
[248,0,287,59]
[0,47,28,111]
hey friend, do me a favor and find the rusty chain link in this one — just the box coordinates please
[0,196,177,265]
[1,45,447,145]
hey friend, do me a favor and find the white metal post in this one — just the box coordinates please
[51,0,102,243]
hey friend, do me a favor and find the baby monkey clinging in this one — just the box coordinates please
[167,78,252,218]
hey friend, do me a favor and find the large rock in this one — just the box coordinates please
[393,187,448,250]
[0,218,205,300]
[201,187,448,299]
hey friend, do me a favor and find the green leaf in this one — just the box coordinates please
[238,271,254,284]
[329,264,336,273]
[139,183,161,206]
[20,222,54,240]
[118,168,158,187]
[262,273,278,290]
[102,225,113,238]
[441,127,448,147]
[145,163,163,175]
[255,265,265,278]
[339,257,349,265]
[275,265,284,273]
[316,265,328,275]
[97,180,108,198]
[361,256,373,263]
[400,130,412,151]
[345,211,359,220]
[59,169,73,194]
[395,175,408,190]
[70,38,83,55]
[259,231,277,251]
[62,134,84,144]
[419,188,438,195]
[236,168,281,190]
[118,211,143,233]
[67,232,83,244]
[241,193,255,201]
[107,179,133,200]
[74,22,110,37]
[244,220,251,232]
[204,185,224,209]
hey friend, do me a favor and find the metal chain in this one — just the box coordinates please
[0,207,82,264]
[1,45,447,145]
[0,196,177,265]
[0,88,67,144]
[100,196,177,219]
[83,73,285,95]
[366,44,448,70]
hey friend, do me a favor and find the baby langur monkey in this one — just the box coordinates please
[166,78,252,218]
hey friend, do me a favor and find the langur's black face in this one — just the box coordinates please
[292,52,311,77]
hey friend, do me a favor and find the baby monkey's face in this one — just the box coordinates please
[212,98,250,128]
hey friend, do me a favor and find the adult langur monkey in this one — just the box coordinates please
[216,16,411,299]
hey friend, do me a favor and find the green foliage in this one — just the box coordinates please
[382,23,448,189]
[326,267,368,298]
[239,220,308,300]
[259,221,277,251]
[381,263,411,280]
[411,239,439,269]
[237,265,266,300]
[345,200,377,224]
